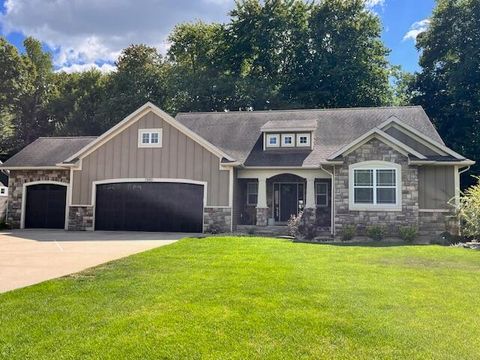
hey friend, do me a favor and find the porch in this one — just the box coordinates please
[235,169,332,233]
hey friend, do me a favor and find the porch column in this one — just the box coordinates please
[304,177,317,226]
[305,177,316,209]
[256,176,268,226]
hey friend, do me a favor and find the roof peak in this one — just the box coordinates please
[176,105,423,116]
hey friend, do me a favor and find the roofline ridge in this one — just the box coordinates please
[38,136,98,139]
[176,105,424,116]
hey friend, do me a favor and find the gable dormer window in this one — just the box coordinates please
[266,134,280,148]
[138,129,162,148]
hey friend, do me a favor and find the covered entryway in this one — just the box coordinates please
[24,184,67,229]
[95,182,204,232]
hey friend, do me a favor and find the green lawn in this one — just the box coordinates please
[1,237,480,359]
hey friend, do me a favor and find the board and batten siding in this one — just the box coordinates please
[418,166,455,209]
[71,111,230,206]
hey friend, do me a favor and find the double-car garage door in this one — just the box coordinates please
[24,182,204,232]
[95,182,204,232]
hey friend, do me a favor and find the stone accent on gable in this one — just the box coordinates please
[334,138,419,236]
[204,207,232,233]
[68,206,94,231]
[6,169,70,228]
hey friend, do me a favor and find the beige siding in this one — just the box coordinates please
[385,127,440,156]
[418,166,456,209]
[72,111,230,206]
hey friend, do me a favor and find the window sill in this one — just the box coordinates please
[349,204,402,212]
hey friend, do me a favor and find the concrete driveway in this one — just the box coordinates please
[0,230,193,293]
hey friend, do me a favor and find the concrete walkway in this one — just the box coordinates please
[0,230,193,293]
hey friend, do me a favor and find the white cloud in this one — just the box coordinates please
[0,0,234,68]
[365,0,385,8]
[403,19,430,42]
[56,62,116,74]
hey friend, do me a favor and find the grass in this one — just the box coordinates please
[1,237,480,359]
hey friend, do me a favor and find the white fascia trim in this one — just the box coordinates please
[327,129,427,160]
[378,116,465,160]
[409,160,476,166]
[1,166,62,170]
[21,181,70,230]
[63,102,234,164]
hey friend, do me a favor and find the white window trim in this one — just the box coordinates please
[315,182,328,207]
[348,161,402,211]
[296,133,311,148]
[246,182,258,206]
[266,134,280,148]
[281,133,295,147]
[138,128,163,148]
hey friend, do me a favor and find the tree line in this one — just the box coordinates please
[0,0,478,184]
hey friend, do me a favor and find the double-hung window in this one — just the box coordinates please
[350,162,400,210]
[138,129,162,148]
[246,182,258,206]
[316,183,328,206]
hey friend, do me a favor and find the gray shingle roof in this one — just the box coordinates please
[0,137,97,168]
[176,106,445,166]
[260,119,317,132]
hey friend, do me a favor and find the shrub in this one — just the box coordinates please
[205,223,225,234]
[247,227,256,235]
[457,177,480,239]
[341,225,356,241]
[367,225,385,241]
[399,226,418,243]
[287,211,317,240]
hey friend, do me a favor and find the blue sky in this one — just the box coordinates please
[0,0,435,74]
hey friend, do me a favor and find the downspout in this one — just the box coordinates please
[320,164,335,236]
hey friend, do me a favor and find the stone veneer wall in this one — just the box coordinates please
[7,169,70,228]
[204,207,232,233]
[334,138,419,236]
[418,211,458,237]
[68,206,94,231]
[256,207,269,226]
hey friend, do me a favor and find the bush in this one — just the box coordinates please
[340,225,356,241]
[205,223,226,234]
[399,226,417,243]
[457,177,480,239]
[287,211,317,240]
[367,225,385,241]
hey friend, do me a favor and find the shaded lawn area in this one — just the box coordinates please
[1,237,480,359]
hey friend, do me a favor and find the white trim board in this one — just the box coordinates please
[20,181,70,230]
[63,102,234,164]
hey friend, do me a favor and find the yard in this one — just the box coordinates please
[0,236,479,359]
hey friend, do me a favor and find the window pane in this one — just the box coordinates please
[151,133,159,143]
[377,169,395,186]
[142,133,150,143]
[354,170,373,186]
[377,188,396,204]
[316,194,327,206]
[285,137,292,144]
[354,188,373,203]
[247,183,258,194]
[269,136,277,145]
[316,183,327,195]
[248,194,258,205]
[300,136,307,144]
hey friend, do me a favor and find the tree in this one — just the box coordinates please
[412,0,480,186]
[100,44,169,131]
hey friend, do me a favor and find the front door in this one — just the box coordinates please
[275,183,304,222]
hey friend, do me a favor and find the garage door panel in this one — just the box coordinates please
[95,182,203,232]
[25,184,67,229]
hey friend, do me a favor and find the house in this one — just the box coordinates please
[0,163,8,221]
[0,103,474,238]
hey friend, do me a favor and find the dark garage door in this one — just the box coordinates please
[25,184,67,229]
[95,182,204,232]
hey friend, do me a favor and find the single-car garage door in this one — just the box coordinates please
[95,182,204,232]
[25,184,67,229]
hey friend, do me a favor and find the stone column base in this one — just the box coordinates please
[204,207,232,233]
[302,207,316,225]
[256,207,269,226]
[68,206,94,231]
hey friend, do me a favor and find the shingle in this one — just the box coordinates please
[176,106,445,166]
[0,137,97,167]
[261,119,317,132]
